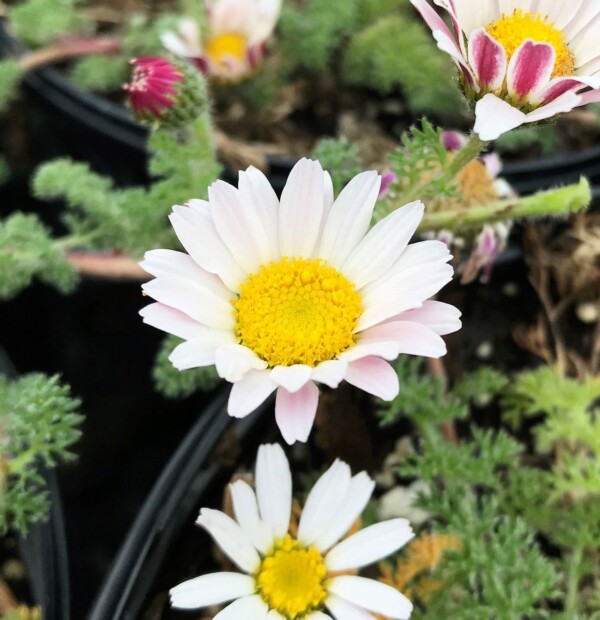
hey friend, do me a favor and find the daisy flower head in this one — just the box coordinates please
[139,159,461,445]
[170,443,415,619]
[161,0,282,82]
[412,0,600,140]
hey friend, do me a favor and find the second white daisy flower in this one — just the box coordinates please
[140,159,461,444]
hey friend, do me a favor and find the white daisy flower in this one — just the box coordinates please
[412,0,600,140]
[139,159,461,445]
[161,0,282,81]
[170,443,415,619]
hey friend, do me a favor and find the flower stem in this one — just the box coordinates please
[418,177,592,234]
[394,132,488,208]
[565,545,584,615]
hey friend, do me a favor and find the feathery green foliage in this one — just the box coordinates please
[342,15,463,117]
[70,55,131,93]
[0,213,78,300]
[153,335,220,399]
[0,374,83,533]
[279,0,360,73]
[8,0,89,47]
[0,60,23,114]
[311,137,361,196]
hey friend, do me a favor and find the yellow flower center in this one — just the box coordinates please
[257,535,328,619]
[204,32,247,68]
[486,10,575,78]
[233,257,363,368]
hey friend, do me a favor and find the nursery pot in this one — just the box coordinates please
[0,346,70,620]
[2,19,599,195]
[87,389,272,620]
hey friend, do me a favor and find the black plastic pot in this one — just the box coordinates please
[3,18,600,195]
[87,390,272,620]
[0,346,70,620]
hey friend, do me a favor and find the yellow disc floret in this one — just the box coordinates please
[486,10,575,78]
[257,535,328,619]
[204,32,247,67]
[233,257,363,368]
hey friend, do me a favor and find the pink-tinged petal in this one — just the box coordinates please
[274,382,319,445]
[326,595,376,620]
[169,205,245,291]
[482,152,502,179]
[270,365,313,393]
[142,276,235,330]
[214,595,269,620]
[439,0,499,42]
[532,75,600,105]
[356,321,448,358]
[468,29,507,91]
[325,519,414,572]
[338,341,401,363]
[279,158,325,258]
[237,166,280,260]
[318,171,381,268]
[524,90,582,123]
[208,180,272,272]
[196,508,261,573]
[310,360,349,388]
[343,201,424,289]
[474,93,526,140]
[228,370,277,418]
[170,573,254,610]
[215,344,268,382]
[579,88,600,106]
[139,302,208,340]
[507,40,555,101]
[344,357,399,401]
[328,576,413,619]
[169,333,237,370]
[391,300,462,336]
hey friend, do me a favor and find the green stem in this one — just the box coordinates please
[55,232,98,251]
[565,545,584,615]
[7,440,43,475]
[418,177,592,234]
[395,133,488,208]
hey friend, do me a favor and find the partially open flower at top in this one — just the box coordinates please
[412,0,600,140]
[124,57,184,121]
[170,443,415,619]
[161,0,282,82]
[139,159,461,445]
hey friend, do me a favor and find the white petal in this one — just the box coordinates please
[297,460,351,546]
[169,204,245,291]
[313,472,375,552]
[473,93,526,141]
[255,444,292,538]
[323,171,334,213]
[318,171,381,267]
[307,613,333,620]
[196,509,261,573]
[275,382,320,445]
[338,341,401,362]
[328,576,413,619]
[230,480,273,553]
[524,90,582,123]
[170,572,254,609]
[271,364,314,392]
[342,201,424,289]
[267,611,286,620]
[344,357,399,401]
[169,333,237,370]
[310,360,349,388]
[326,519,414,572]
[161,31,191,57]
[214,595,270,620]
[215,344,268,382]
[228,370,277,418]
[279,158,325,257]
[393,300,462,335]
[209,180,271,273]
[326,595,376,620]
[142,276,235,331]
[139,302,209,340]
[238,166,280,260]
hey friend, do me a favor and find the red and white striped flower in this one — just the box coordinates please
[170,443,414,619]
[412,0,600,140]
[161,0,281,81]
[139,159,460,445]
